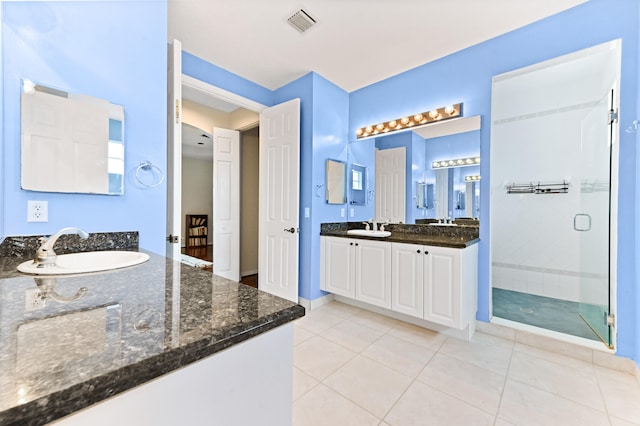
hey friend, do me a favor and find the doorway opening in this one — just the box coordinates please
[179,76,263,287]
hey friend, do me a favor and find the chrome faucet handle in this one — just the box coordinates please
[362,221,370,231]
[380,220,390,232]
[35,227,89,267]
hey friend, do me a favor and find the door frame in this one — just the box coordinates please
[169,74,267,273]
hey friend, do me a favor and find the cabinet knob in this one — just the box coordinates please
[350,242,354,246]
[424,251,429,255]
[417,249,421,254]
[355,243,359,246]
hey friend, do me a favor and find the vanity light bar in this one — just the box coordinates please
[432,157,480,169]
[465,175,481,182]
[356,103,463,139]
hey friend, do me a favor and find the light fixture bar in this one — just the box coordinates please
[356,103,462,139]
[465,175,481,181]
[432,156,480,169]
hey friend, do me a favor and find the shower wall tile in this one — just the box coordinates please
[527,281,545,297]
[560,276,580,302]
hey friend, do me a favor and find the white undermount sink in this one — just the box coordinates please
[17,251,150,275]
[346,229,391,237]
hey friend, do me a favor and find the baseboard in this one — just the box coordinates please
[298,293,334,311]
[240,269,258,277]
[334,296,476,342]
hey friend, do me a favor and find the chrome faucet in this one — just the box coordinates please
[379,220,390,231]
[34,227,89,268]
[367,219,378,231]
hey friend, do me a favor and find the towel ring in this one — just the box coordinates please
[135,161,165,188]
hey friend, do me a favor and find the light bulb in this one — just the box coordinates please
[457,159,464,165]
[414,114,423,122]
[376,123,385,131]
[366,126,373,133]
[474,157,480,163]
[356,128,363,136]
[465,158,473,164]
[23,80,36,94]
[400,117,410,125]
[428,110,439,119]
[433,162,440,168]
[448,160,455,166]
[444,105,455,115]
[389,120,397,128]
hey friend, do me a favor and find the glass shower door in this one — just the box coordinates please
[577,89,613,347]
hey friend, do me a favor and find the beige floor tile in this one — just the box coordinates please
[595,365,640,424]
[610,416,640,426]
[294,335,356,381]
[494,418,517,426]
[293,384,380,426]
[324,355,413,419]
[314,301,363,319]
[384,381,495,426]
[514,342,595,375]
[350,309,403,333]
[386,321,448,351]
[498,380,610,426]
[295,309,345,334]
[438,333,513,375]
[508,350,605,412]
[293,367,319,401]
[417,353,505,414]
[320,320,386,353]
[361,334,436,378]
[294,324,316,346]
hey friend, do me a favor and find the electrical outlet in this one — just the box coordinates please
[27,200,48,222]
[25,288,46,311]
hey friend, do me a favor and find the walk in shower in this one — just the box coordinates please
[490,40,621,348]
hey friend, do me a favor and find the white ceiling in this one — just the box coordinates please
[168,0,587,93]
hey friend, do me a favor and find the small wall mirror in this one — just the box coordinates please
[21,80,125,195]
[349,164,367,205]
[326,159,346,204]
[416,182,434,208]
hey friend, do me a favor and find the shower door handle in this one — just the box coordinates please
[573,213,591,231]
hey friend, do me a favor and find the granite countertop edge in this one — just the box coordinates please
[3,304,305,426]
[320,231,479,248]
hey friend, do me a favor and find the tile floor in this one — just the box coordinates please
[292,301,640,426]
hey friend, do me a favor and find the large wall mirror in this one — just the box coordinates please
[325,159,346,204]
[347,116,481,223]
[21,80,125,195]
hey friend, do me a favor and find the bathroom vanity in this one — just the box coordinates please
[320,223,478,335]
[0,233,304,425]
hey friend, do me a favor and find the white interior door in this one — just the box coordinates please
[213,128,240,282]
[259,99,300,303]
[166,39,182,259]
[375,147,406,224]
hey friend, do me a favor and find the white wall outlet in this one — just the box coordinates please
[25,288,46,311]
[27,200,48,222]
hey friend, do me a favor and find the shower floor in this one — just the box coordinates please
[492,288,600,342]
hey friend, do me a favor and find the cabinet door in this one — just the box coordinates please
[354,239,391,309]
[391,242,424,318]
[321,237,355,297]
[423,246,461,328]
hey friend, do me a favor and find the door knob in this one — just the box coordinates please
[283,227,296,233]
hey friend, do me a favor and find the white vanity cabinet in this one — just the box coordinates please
[321,236,391,308]
[391,242,477,329]
[391,242,425,318]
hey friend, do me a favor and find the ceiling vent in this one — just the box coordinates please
[287,9,316,33]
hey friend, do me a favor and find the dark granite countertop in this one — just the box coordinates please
[0,234,304,425]
[320,222,479,249]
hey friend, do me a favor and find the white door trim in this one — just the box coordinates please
[181,75,267,113]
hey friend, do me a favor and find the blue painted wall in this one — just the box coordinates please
[182,51,273,108]
[1,1,168,254]
[349,0,640,362]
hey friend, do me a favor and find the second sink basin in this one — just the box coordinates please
[346,229,391,237]
[18,251,150,275]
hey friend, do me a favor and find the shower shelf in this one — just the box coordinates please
[506,180,569,194]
